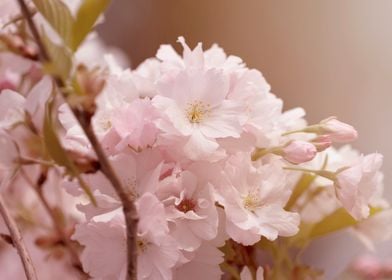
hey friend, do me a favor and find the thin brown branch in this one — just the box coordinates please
[0,176,38,280]
[16,0,138,279]
[15,0,49,62]
[76,114,138,280]
[19,169,89,279]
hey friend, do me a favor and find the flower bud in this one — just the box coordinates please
[320,117,358,143]
[282,140,317,164]
[311,135,332,152]
[0,79,16,91]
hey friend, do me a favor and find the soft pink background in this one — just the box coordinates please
[98,1,392,278]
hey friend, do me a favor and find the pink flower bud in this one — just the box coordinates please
[283,140,317,164]
[320,117,358,143]
[0,79,16,91]
[311,135,332,152]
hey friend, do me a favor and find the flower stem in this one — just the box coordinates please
[283,166,336,181]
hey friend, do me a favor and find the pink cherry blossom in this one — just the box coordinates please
[0,14,388,279]
[111,98,159,151]
[73,193,181,280]
[157,170,219,251]
[335,153,383,220]
[153,68,245,160]
[214,154,299,245]
[173,242,224,280]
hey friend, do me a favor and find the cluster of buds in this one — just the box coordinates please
[252,117,358,164]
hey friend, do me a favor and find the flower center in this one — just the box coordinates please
[176,198,196,213]
[243,192,262,212]
[185,101,210,123]
[137,238,150,254]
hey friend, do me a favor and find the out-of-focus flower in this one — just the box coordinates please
[335,153,383,220]
[352,209,392,250]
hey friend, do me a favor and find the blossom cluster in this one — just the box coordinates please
[0,1,391,279]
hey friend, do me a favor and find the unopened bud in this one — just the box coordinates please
[282,140,317,164]
[312,135,332,152]
[320,117,358,143]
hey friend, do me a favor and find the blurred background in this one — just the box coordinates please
[98,1,392,278]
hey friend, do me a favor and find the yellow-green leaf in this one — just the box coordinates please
[43,95,73,167]
[41,31,72,81]
[32,0,74,46]
[43,92,96,205]
[309,208,357,239]
[71,0,111,51]
[285,173,315,210]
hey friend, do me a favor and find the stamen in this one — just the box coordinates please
[185,100,210,123]
[243,191,262,212]
[137,238,150,253]
[176,198,196,213]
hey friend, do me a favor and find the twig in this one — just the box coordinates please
[20,168,89,279]
[16,0,138,278]
[0,176,38,280]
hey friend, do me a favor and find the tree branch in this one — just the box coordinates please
[20,168,89,279]
[0,176,38,280]
[16,0,138,278]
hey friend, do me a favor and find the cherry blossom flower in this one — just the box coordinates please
[153,68,245,161]
[214,154,299,245]
[335,153,383,220]
[173,242,224,280]
[111,98,159,151]
[73,193,181,280]
[157,170,219,251]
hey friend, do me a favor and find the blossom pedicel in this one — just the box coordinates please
[0,2,390,279]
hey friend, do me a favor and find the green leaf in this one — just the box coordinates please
[288,207,386,248]
[41,31,72,81]
[43,95,73,167]
[43,91,96,205]
[285,174,315,210]
[71,0,111,51]
[309,208,357,239]
[32,0,74,46]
